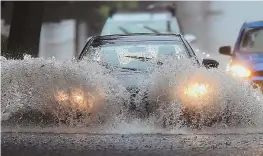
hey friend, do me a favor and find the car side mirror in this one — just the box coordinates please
[219,46,232,56]
[202,58,219,68]
[184,34,196,43]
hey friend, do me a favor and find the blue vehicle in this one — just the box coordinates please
[219,20,263,91]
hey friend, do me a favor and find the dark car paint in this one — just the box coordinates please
[79,34,195,120]
[77,34,220,126]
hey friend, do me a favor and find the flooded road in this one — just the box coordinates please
[2,132,263,156]
[2,55,263,126]
[2,53,263,155]
[2,2,263,155]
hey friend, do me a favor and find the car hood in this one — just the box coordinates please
[110,68,151,90]
[235,52,263,71]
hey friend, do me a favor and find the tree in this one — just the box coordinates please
[6,1,45,59]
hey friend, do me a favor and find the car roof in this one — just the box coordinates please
[244,20,263,28]
[93,33,182,42]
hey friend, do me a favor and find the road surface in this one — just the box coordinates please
[2,2,263,156]
[2,131,263,156]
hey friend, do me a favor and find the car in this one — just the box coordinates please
[78,33,220,128]
[219,20,263,92]
[100,8,197,44]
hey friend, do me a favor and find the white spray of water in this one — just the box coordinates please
[1,55,130,126]
[1,51,263,133]
[145,56,263,129]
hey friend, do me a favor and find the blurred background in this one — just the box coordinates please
[1,1,263,61]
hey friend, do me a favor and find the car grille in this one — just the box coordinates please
[125,87,140,109]
[252,71,263,77]
[126,87,140,96]
[125,86,152,109]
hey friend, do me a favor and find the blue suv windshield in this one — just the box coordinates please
[239,27,263,53]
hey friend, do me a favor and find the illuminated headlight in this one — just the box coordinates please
[56,90,69,102]
[72,91,95,109]
[184,83,209,97]
[227,64,251,78]
[55,89,96,110]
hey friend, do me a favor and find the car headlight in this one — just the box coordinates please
[227,64,251,78]
[56,90,69,102]
[72,91,85,105]
[184,83,209,97]
[55,89,95,110]
[72,91,95,109]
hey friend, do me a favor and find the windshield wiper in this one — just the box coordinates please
[98,60,140,71]
[124,55,163,65]
[118,26,131,34]
[143,25,160,34]
[124,55,152,61]
[120,67,139,71]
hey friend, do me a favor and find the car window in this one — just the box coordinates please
[84,40,187,70]
[170,18,180,33]
[239,27,263,52]
[112,12,170,21]
[101,20,180,35]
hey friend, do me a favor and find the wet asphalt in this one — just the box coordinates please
[2,2,263,156]
[2,132,263,156]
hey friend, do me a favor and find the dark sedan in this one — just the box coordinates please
[78,33,220,127]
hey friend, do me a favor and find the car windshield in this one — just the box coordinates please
[239,27,263,53]
[83,39,188,70]
[101,20,180,35]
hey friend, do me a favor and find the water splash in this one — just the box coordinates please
[1,52,263,133]
[1,55,129,126]
[145,57,263,129]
